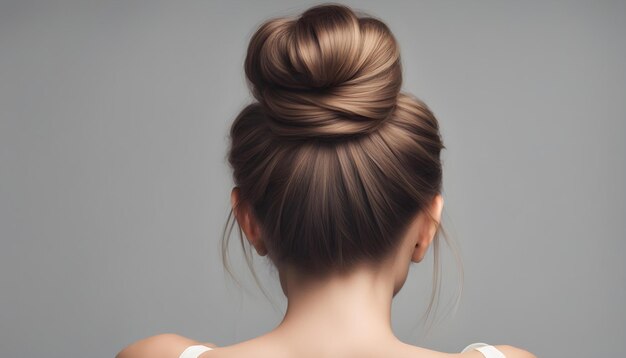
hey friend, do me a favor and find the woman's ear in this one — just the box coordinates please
[230,187,268,256]
[411,194,444,263]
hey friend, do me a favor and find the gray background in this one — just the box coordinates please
[1,0,624,357]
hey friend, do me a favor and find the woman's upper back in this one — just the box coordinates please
[177,341,532,358]
[116,333,536,358]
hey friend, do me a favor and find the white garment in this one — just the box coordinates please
[462,342,507,357]
[178,342,506,358]
[178,345,213,358]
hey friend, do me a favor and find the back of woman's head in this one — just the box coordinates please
[225,3,446,279]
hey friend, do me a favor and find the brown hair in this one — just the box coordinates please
[222,3,462,335]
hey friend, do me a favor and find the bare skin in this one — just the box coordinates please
[116,188,536,358]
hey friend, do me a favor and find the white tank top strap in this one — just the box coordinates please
[178,344,214,358]
[461,342,506,357]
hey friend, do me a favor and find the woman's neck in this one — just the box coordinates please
[271,262,401,347]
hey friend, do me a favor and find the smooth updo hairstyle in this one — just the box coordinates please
[222,3,462,332]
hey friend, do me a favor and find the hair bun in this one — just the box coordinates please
[244,4,402,140]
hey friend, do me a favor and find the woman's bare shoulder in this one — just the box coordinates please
[457,344,536,358]
[116,333,218,358]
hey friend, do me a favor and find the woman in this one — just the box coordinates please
[117,4,535,358]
